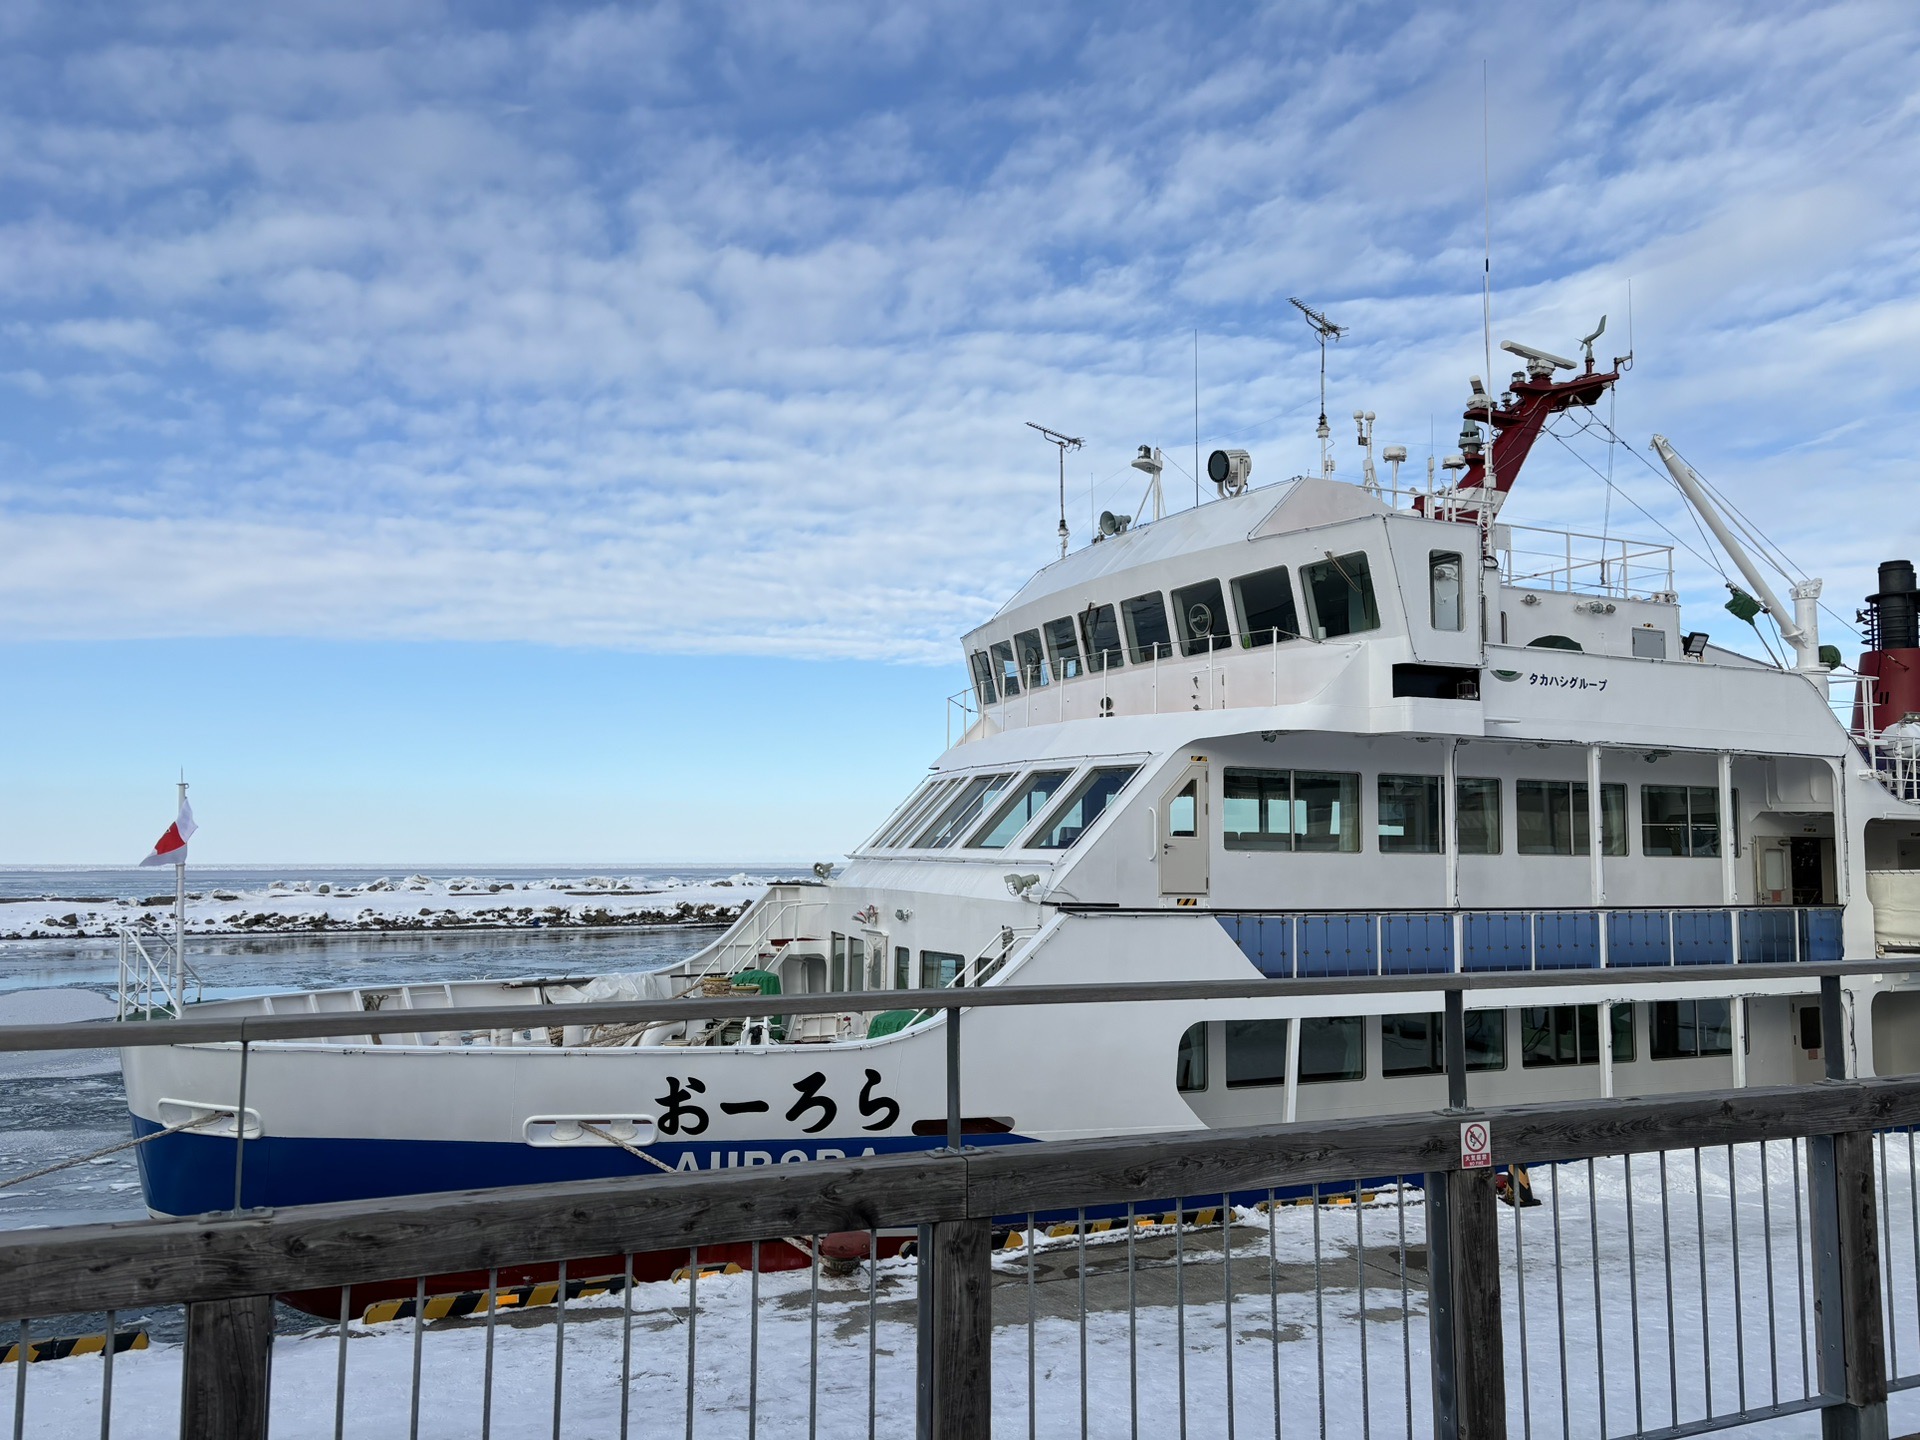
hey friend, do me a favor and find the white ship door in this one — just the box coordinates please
[1158,763,1210,899]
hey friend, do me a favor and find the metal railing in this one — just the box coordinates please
[1492,522,1675,602]
[113,924,201,1020]
[0,968,1911,1439]
[1834,669,1920,803]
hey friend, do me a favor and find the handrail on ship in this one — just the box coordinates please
[4,954,1913,1056]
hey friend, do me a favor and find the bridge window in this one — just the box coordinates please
[989,639,1021,696]
[1430,551,1464,630]
[1079,603,1126,672]
[877,777,961,848]
[1642,785,1720,857]
[1176,1022,1208,1091]
[1232,564,1300,648]
[1378,774,1442,853]
[1516,780,1627,856]
[1302,551,1380,639]
[1225,1019,1291,1088]
[1014,628,1046,688]
[1650,1000,1732,1058]
[1043,617,1084,680]
[1381,1011,1506,1076]
[1223,769,1360,852]
[968,769,1070,849]
[1122,592,1172,662]
[968,651,997,706]
[1521,1004,1634,1067]
[1173,579,1231,654]
[915,773,1016,848]
[1457,778,1501,854]
[1031,766,1141,849]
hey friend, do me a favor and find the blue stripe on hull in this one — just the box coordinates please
[130,1117,1033,1218]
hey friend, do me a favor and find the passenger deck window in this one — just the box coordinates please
[830,934,866,992]
[1043,617,1084,681]
[1301,551,1380,639]
[1079,603,1126,672]
[989,639,1021,697]
[1172,579,1231,654]
[1642,785,1719,858]
[878,778,960,848]
[1031,766,1140,850]
[968,651,997,707]
[1381,1012,1506,1076]
[1222,769,1359,852]
[968,769,1070,849]
[1299,1016,1364,1082]
[1176,1022,1208,1091]
[894,946,913,989]
[1429,551,1463,631]
[1516,780,1627,856]
[1377,774,1441,854]
[1457,778,1502,855]
[1521,1005,1633,1067]
[922,950,963,988]
[914,772,1016,849]
[1232,565,1300,648]
[1225,1019,1290,1088]
[1014,628,1047,688]
[1122,592,1172,662]
[1650,999,1732,1058]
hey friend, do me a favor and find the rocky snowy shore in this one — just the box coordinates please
[0,873,779,941]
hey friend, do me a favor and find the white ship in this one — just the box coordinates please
[122,323,1920,1277]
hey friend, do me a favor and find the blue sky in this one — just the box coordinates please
[2,1,1916,863]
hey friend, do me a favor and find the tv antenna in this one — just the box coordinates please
[1026,422,1084,558]
[1290,298,1347,478]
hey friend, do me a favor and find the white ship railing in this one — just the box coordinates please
[115,924,202,1020]
[1493,522,1675,601]
[689,889,827,987]
[1832,671,1920,802]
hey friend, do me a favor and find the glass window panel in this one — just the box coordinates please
[1301,551,1381,639]
[922,950,962,988]
[968,650,997,706]
[1225,1019,1291,1088]
[989,639,1021,697]
[914,772,1015,849]
[1032,766,1140,850]
[1689,786,1720,858]
[1079,603,1125,673]
[1122,592,1172,663]
[1430,551,1463,631]
[1381,1012,1504,1075]
[1232,565,1299,649]
[1014,628,1047,688]
[894,946,912,990]
[1176,1022,1208,1092]
[1168,780,1197,837]
[879,777,961,848]
[1523,1004,1630,1065]
[1601,783,1629,856]
[1378,773,1442,854]
[1642,785,1690,856]
[1516,780,1568,855]
[1292,771,1360,853]
[846,938,864,993]
[968,769,1070,849]
[1298,1016,1364,1082]
[1457,778,1501,854]
[1043,617,1084,681]
[1651,1000,1730,1058]
[830,934,846,992]
[1172,579,1231,655]
[1223,769,1291,849]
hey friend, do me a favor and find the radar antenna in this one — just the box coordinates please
[1026,422,1084,558]
[1290,298,1347,478]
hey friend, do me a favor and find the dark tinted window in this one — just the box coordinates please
[1457,778,1501,854]
[968,770,1070,850]
[968,650,997,706]
[1377,774,1442,854]
[1650,1000,1733,1058]
[989,639,1020,696]
[1302,551,1380,639]
[1381,1011,1506,1076]
[1232,565,1300,648]
[1014,628,1046,688]
[1079,604,1125,672]
[1043,617,1083,680]
[1521,1005,1634,1067]
[1172,579,1231,654]
[1225,1019,1291,1088]
[1121,592,1172,662]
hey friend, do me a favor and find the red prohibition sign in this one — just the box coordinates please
[1464,1122,1488,1152]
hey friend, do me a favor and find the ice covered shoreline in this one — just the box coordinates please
[0,873,779,941]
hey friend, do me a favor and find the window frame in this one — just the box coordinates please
[1429,550,1464,631]
[1029,765,1141,851]
[1380,1010,1507,1077]
[1520,1004,1635,1068]
[1079,603,1126,673]
[1377,773,1442,855]
[1650,999,1734,1059]
[1301,550,1381,640]
[1231,564,1301,649]
[1456,777,1502,855]
[921,949,963,989]
[912,772,1016,849]
[1121,592,1172,663]
[1042,616,1084,681]
[1223,768,1293,851]
[877,777,963,848]
[989,639,1021,697]
[1172,578,1232,655]
[1013,627,1047,689]
[1224,1018,1292,1089]
[1515,779,1628,857]
[1641,784,1721,858]
[966,768,1072,850]
[968,650,997,706]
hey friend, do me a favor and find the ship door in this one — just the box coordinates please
[1158,764,1210,899]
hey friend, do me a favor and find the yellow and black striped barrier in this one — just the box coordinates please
[2,1330,148,1365]
[362,1274,631,1325]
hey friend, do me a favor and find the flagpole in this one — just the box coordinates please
[173,778,187,1013]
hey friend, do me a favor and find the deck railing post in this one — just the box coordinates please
[1810,973,1890,1440]
[180,1295,273,1440]
[1426,1163,1506,1439]
[926,1217,992,1440]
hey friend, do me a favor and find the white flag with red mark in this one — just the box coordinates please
[139,796,197,868]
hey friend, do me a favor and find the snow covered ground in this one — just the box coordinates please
[13,1146,1920,1438]
[0,873,777,941]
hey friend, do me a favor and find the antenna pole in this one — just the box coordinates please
[1479,62,1497,556]
[1193,330,1200,509]
[1026,422,1084,558]
[1290,298,1348,479]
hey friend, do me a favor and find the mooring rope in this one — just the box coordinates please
[0,1113,223,1194]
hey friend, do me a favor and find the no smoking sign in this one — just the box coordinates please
[1460,1120,1492,1170]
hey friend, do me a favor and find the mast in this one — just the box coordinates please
[173,777,188,1011]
